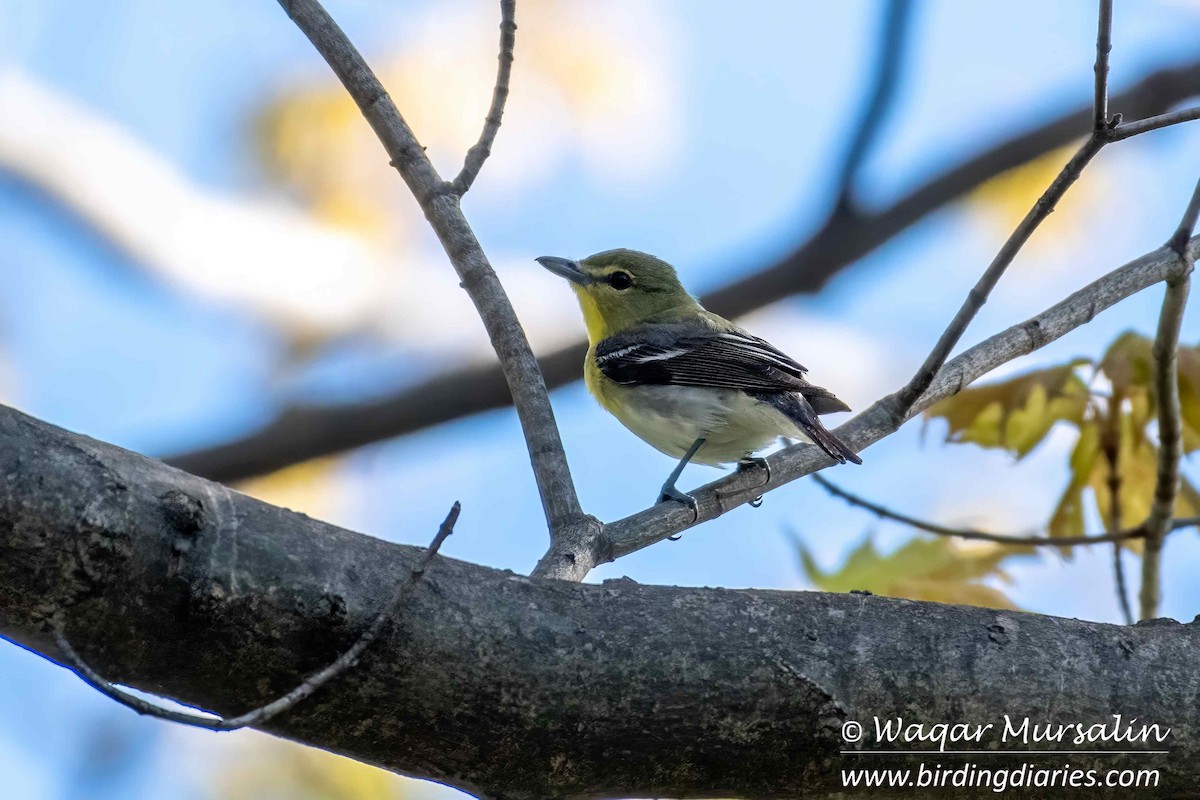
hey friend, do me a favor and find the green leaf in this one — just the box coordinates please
[924,361,1090,458]
[797,536,1031,609]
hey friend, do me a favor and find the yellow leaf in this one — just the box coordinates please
[1048,421,1100,541]
[798,536,1031,610]
[1098,332,1200,452]
[924,361,1090,458]
[1085,414,1200,542]
[1175,344,1200,453]
[235,457,343,520]
[214,739,406,800]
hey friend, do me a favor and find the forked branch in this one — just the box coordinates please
[451,0,516,195]
[276,0,598,548]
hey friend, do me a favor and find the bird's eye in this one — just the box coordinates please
[608,271,633,290]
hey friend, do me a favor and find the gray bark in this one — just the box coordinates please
[0,404,1197,798]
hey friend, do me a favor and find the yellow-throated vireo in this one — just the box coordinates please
[538,249,861,514]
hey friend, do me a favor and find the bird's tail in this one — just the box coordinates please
[760,391,862,465]
[798,417,862,465]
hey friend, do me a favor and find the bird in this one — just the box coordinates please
[537,248,860,515]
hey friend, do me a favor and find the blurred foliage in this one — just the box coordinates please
[926,331,1200,544]
[802,330,1197,611]
[214,740,407,800]
[798,535,1027,609]
[929,360,1091,458]
[255,0,678,246]
[236,457,344,520]
[968,143,1102,250]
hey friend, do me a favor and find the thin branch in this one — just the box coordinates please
[605,236,1200,559]
[1094,0,1114,131]
[811,474,1200,547]
[1168,174,1200,259]
[276,0,596,545]
[164,60,1200,484]
[884,0,1190,426]
[888,137,1103,420]
[1102,398,1134,624]
[1112,543,1133,624]
[834,0,916,212]
[1139,175,1200,620]
[1109,106,1200,141]
[451,0,516,195]
[53,501,460,731]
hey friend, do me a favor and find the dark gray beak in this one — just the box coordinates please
[536,256,593,285]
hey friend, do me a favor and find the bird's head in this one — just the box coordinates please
[537,249,699,341]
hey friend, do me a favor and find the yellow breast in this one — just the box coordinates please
[583,348,621,415]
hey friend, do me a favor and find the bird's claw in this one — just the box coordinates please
[658,483,699,524]
[748,495,764,508]
[737,457,771,489]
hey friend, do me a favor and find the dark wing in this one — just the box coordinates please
[595,326,851,414]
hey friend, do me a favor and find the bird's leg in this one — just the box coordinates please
[659,437,705,528]
[737,456,770,507]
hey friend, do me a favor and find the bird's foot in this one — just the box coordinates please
[737,457,772,489]
[749,495,764,508]
[658,483,699,526]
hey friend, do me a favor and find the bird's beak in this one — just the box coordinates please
[536,256,593,286]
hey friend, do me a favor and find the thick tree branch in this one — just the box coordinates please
[275,0,598,545]
[3,404,1200,797]
[451,0,515,195]
[812,474,1200,547]
[51,501,457,731]
[164,59,1200,485]
[1139,176,1200,620]
[605,236,1200,558]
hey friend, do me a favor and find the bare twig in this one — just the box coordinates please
[811,474,1200,547]
[1139,175,1200,620]
[889,3,1122,421]
[1094,0,1114,130]
[1168,174,1200,258]
[888,137,1104,420]
[53,501,460,730]
[1109,106,1200,141]
[885,1,1184,426]
[1111,544,1133,624]
[451,0,516,195]
[164,60,1200,484]
[1101,399,1134,624]
[834,0,915,212]
[604,236,1200,559]
[276,0,596,544]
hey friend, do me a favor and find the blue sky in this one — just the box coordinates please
[1,1,1199,797]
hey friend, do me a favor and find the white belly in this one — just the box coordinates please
[605,384,804,465]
